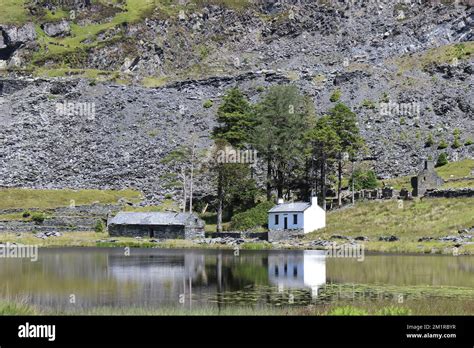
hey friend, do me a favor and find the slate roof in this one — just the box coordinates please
[268,202,311,213]
[109,212,200,226]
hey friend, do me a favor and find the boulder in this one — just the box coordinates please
[41,20,71,37]
[2,23,36,44]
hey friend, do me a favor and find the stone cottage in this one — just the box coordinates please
[108,212,205,239]
[411,160,444,197]
[267,197,326,241]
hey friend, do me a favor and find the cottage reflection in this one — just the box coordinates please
[268,250,326,297]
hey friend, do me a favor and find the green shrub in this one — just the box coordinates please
[22,211,31,218]
[452,138,462,149]
[203,100,213,108]
[327,306,368,316]
[349,170,379,190]
[380,92,390,103]
[465,139,473,146]
[329,89,341,103]
[375,306,412,316]
[452,128,462,148]
[164,193,173,199]
[425,134,434,147]
[31,212,46,224]
[437,139,448,149]
[230,201,274,231]
[436,153,448,168]
[361,99,375,109]
[94,220,106,233]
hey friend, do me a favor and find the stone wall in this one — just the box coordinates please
[185,226,205,239]
[205,231,268,240]
[108,224,186,239]
[268,229,304,242]
[0,204,118,233]
[425,188,474,198]
[108,224,204,239]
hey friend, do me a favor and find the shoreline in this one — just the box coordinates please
[0,231,472,255]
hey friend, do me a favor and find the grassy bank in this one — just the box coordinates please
[1,296,472,315]
[305,197,474,254]
[0,188,142,210]
[0,231,271,250]
[384,159,474,190]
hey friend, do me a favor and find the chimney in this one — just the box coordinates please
[277,198,284,205]
[424,160,435,171]
[311,196,318,206]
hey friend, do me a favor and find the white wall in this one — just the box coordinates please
[268,212,304,231]
[268,198,326,234]
[303,204,326,233]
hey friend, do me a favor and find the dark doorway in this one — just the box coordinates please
[284,217,288,229]
[149,228,154,238]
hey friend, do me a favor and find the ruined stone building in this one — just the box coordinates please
[411,160,444,197]
[108,212,205,239]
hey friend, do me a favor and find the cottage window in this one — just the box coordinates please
[293,214,298,224]
[275,215,279,225]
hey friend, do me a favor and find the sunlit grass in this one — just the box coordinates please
[384,159,474,189]
[0,188,142,210]
[0,0,28,24]
[394,42,474,72]
[306,198,474,242]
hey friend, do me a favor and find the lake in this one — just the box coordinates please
[0,247,473,312]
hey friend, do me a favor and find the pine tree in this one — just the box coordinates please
[305,116,341,210]
[327,102,364,207]
[211,88,255,232]
[251,85,312,200]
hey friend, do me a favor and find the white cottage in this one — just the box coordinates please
[268,197,326,235]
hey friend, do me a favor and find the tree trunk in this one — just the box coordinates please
[266,156,272,201]
[337,157,342,207]
[277,168,284,199]
[216,166,224,233]
[351,160,355,205]
[181,168,187,213]
[320,154,326,211]
[189,137,196,213]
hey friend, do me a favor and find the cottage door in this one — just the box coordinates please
[284,217,288,229]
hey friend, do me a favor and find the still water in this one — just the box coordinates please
[0,248,473,311]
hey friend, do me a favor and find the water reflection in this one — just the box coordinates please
[0,248,472,311]
[268,251,326,294]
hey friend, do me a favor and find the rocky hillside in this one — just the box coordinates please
[0,0,473,202]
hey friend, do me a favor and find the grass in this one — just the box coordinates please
[0,231,273,249]
[32,0,157,62]
[141,76,169,87]
[395,42,474,72]
[0,212,29,221]
[123,199,181,212]
[1,295,472,315]
[0,0,28,24]
[34,67,121,81]
[305,198,474,254]
[436,159,474,179]
[384,159,474,189]
[0,188,142,210]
